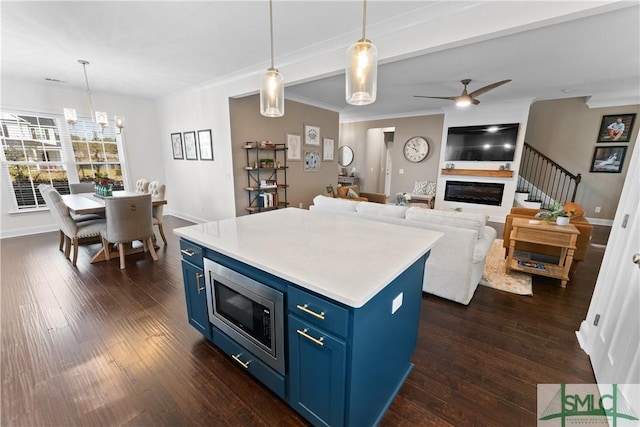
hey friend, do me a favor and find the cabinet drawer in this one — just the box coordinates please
[180,239,203,268]
[212,328,286,399]
[288,286,349,338]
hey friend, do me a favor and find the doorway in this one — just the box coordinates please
[365,127,394,195]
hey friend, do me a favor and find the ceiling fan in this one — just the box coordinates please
[414,78,511,106]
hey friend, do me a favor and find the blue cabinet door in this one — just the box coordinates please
[181,259,212,341]
[288,315,347,427]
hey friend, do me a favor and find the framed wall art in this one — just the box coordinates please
[304,124,320,146]
[171,132,184,159]
[597,114,636,143]
[590,145,627,173]
[286,133,301,161]
[184,131,198,160]
[198,129,213,160]
[304,150,320,172]
[323,137,334,161]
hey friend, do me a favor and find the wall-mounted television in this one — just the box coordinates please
[444,123,519,162]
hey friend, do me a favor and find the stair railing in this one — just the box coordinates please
[517,142,581,208]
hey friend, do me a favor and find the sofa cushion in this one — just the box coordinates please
[356,202,407,218]
[336,185,358,198]
[413,180,437,197]
[405,207,487,239]
[346,188,359,198]
[311,195,359,212]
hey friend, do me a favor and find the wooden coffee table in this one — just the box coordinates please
[505,217,580,287]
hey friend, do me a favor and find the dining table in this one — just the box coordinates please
[60,191,167,264]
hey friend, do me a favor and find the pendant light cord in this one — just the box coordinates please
[269,0,275,69]
[361,0,367,40]
[80,60,96,119]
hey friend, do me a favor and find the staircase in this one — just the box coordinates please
[516,142,581,209]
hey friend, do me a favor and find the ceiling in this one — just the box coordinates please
[2,1,639,122]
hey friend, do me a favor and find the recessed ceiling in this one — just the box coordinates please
[2,1,639,122]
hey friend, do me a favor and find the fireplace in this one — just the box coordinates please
[444,181,504,206]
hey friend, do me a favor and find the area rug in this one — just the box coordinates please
[479,239,533,296]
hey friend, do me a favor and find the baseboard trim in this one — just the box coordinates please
[0,224,58,239]
[585,217,614,226]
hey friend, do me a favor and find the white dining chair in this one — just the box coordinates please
[148,180,167,245]
[100,194,158,269]
[69,182,95,194]
[135,178,150,193]
[39,184,106,266]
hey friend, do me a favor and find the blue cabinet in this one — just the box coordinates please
[288,315,347,427]
[180,240,212,341]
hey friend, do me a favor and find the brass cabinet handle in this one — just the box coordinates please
[231,353,251,369]
[296,304,325,320]
[195,273,205,294]
[181,249,195,257]
[296,328,324,346]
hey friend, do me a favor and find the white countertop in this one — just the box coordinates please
[174,208,443,308]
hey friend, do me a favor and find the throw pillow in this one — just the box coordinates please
[563,202,585,220]
[346,188,359,198]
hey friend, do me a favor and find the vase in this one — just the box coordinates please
[555,216,570,226]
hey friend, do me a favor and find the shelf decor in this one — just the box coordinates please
[198,129,213,161]
[171,133,184,159]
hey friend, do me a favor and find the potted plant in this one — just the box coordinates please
[535,201,574,225]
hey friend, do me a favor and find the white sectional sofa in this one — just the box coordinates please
[309,195,497,305]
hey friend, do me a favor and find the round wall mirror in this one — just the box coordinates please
[338,146,354,167]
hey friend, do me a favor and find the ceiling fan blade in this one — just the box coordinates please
[413,95,457,101]
[468,79,511,98]
[472,98,480,105]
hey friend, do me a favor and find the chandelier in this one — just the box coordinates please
[64,60,125,134]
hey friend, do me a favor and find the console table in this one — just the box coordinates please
[505,218,580,287]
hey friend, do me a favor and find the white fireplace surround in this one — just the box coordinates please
[435,99,533,222]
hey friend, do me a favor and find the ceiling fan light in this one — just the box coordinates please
[260,67,284,117]
[456,96,472,107]
[346,39,377,105]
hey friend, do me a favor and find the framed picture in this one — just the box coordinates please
[597,114,636,143]
[171,133,183,159]
[198,129,213,160]
[304,151,320,172]
[323,137,334,161]
[304,124,320,146]
[590,145,627,173]
[184,131,198,160]
[286,133,301,161]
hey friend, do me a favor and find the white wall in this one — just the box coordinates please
[0,80,164,238]
[436,99,533,222]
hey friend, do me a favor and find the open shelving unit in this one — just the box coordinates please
[244,142,288,213]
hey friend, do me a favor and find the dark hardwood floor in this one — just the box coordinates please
[1,216,609,426]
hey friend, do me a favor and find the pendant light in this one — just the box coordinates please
[64,60,125,134]
[346,0,377,106]
[260,0,284,117]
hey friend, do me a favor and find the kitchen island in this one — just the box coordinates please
[175,208,442,426]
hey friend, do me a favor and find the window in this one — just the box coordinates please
[1,112,125,210]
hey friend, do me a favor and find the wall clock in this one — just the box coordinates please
[403,136,429,163]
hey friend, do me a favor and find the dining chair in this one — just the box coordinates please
[39,184,106,266]
[100,194,158,269]
[135,178,150,193]
[68,182,106,222]
[148,180,167,245]
[69,182,95,194]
